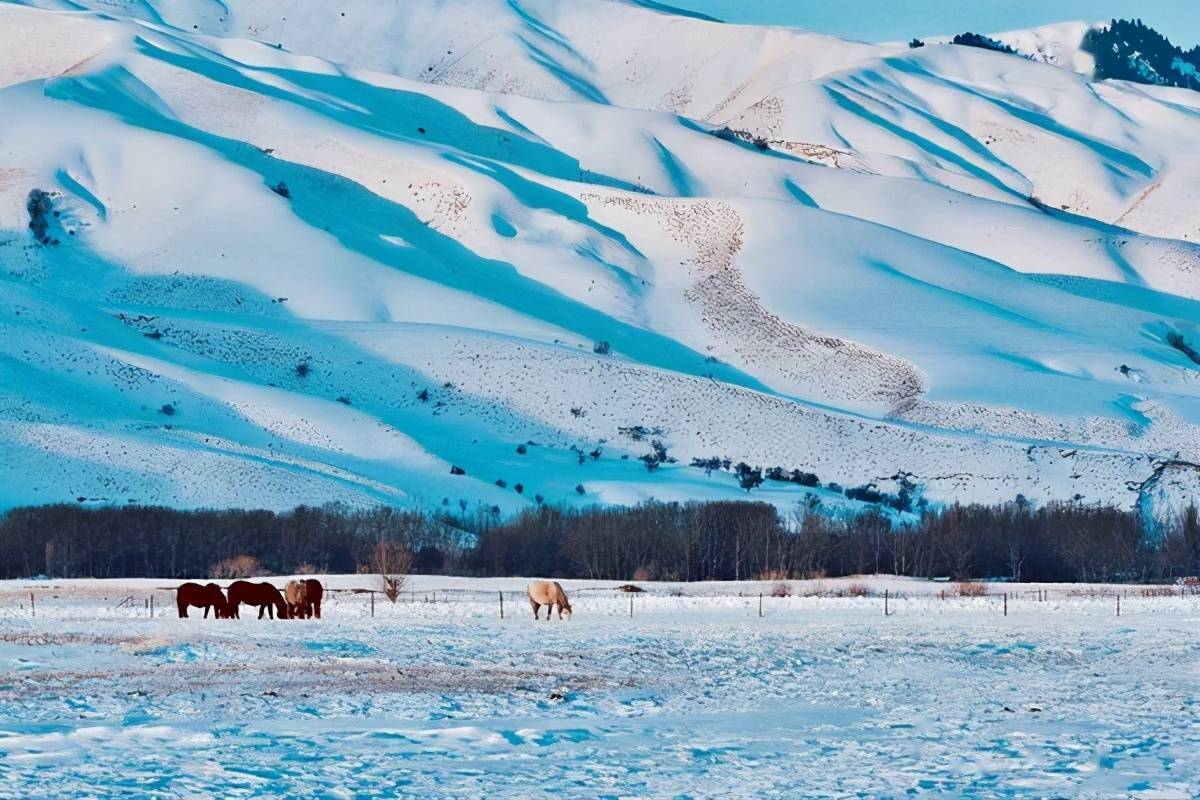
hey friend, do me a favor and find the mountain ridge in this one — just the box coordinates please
[0,0,1198,515]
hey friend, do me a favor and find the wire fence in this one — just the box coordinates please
[2,580,1199,624]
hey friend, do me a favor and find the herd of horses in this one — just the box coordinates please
[176,578,322,620]
[175,578,572,621]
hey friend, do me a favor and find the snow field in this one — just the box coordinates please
[1,575,1198,798]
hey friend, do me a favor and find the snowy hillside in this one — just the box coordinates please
[0,0,1198,514]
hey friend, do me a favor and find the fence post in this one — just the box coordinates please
[1003,593,1007,617]
[758,593,763,618]
[1116,594,1120,617]
[30,592,34,618]
[150,595,154,618]
[884,589,889,616]
[499,591,504,619]
[629,595,633,618]
[370,592,375,618]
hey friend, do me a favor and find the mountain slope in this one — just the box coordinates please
[0,0,1198,514]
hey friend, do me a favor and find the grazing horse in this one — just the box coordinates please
[284,580,308,619]
[227,580,287,620]
[528,580,572,620]
[176,582,229,618]
[303,578,324,619]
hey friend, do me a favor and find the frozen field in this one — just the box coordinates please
[1,575,1198,798]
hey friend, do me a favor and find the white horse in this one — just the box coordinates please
[527,580,572,620]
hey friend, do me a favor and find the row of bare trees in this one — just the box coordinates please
[0,503,461,581]
[467,500,1200,583]
[0,500,1197,583]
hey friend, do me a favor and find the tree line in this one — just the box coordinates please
[1083,19,1200,91]
[0,499,1197,584]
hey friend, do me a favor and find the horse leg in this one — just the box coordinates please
[204,605,211,619]
[313,599,320,619]
[177,597,187,618]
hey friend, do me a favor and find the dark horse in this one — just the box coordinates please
[177,582,230,618]
[303,578,324,619]
[227,580,287,619]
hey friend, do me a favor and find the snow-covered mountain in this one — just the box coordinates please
[1,0,1198,514]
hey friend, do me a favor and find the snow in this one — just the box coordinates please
[1,574,1198,797]
[0,0,1198,515]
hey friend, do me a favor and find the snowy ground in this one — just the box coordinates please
[1,575,1198,798]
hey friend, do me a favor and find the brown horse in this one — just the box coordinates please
[528,580,572,620]
[176,582,230,618]
[227,580,287,619]
[284,580,308,619]
[303,578,324,619]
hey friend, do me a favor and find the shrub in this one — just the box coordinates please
[951,32,1018,55]
[846,582,870,597]
[734,462,763,492]
[336,396,351,405]
[516,444,527,454]
[846,484,884,504]
[619,425,660,442]
[271,181,291,198]
[764,467,820,487]
[956,581,988,597]
[771,582,792,598]
[593,340,611,355]
[27,189,56,245]
[417,388,429,402]
[791,471,820,487]
[159,403,176,416]
[632,566,652,582]
[295,361,311,378]
[640,440,675,472]
[495,478,507,488]
[361,540,410,602]
[514,483,524,494]
[909,38,925,48]
[210,554,262,579]
[449,465,465,476]
[575,484,586,495]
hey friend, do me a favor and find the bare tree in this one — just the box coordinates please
[365,540,411,602]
